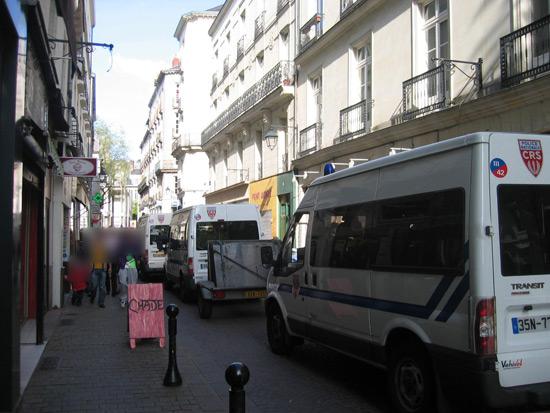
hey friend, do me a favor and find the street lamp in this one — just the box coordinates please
[263,127,278,150]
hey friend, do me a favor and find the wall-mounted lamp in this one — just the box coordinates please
[263,127,279,150]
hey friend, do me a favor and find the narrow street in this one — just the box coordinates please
[18,287,390,413]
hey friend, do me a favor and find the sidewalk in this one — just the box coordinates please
[17,293,226,413]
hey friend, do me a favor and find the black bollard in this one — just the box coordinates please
[225,362,250,413]
[163,304,182,387]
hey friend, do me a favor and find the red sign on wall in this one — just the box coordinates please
[128,284,165,349]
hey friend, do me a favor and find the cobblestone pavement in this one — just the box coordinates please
[18,287,391,413]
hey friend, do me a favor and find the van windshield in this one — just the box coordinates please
[498,185,550,276]
[195,221,259,250]
[150,225,170,247]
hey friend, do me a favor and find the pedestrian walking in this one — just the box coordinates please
[66,253,89,306]
[119,253,138,308]
[90,239,108,308]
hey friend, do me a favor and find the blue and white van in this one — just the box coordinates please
[262,132,550,412]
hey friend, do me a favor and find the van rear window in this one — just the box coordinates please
[498,185,550,276]
[195,221,259,250]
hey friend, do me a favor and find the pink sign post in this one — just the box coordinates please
[128,284,165,349]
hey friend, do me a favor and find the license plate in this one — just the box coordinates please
[512,315,550,334]
[153,252,165,257]
[245,290,267,298]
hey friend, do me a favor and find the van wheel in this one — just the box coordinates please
[266,302,293,355]
[179,276,193,302]
[197,292,213,319]
[388,344,435,413]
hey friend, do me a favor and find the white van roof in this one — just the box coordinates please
[310,132,492,188]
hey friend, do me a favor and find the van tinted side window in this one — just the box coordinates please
[310,204,372,269]
[310,188,464,274]
[373,189,464,274]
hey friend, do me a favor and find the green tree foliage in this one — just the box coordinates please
[96,120,131,193]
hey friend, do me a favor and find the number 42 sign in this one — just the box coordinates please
[490,158,508,178]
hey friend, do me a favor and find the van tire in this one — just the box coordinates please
[197,292,213,319]
[266,302,293,355]
[388,343,436,413]
[179,276,194,303]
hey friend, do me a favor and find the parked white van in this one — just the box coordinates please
[165,204,265,301]
[137,213,172,279]
[261,132,550,412]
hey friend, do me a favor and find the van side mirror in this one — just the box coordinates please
[260,246,274,267]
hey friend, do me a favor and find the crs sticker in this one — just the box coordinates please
[194,214,201,221]
[490,158,508,178]
[518,139,543,177]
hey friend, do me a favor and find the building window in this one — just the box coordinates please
[354,43,371,103]
[256,51,264,69]
[423,0,449,70]
[308,74,322,125]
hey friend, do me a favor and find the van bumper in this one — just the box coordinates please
[429,345,550,409]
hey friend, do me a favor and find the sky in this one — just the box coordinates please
[93,0,222,159]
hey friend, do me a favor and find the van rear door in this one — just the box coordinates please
[489,133,550,387]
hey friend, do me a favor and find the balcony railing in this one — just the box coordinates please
[172,133,197,156]
[137,177,149,194]
[227,168,249,184]
[211,74,218,94]
[340,0,368,17]
[237,36,245,63]
[255,12,265,40]
[501,14,550,88]
[223,57,229,79]
[277,0,289,14]
[300,13,322,52]
[155,160,178,175]
[402,64,449,121]
[299,123,321,155]
[202,60,295,145]
[335,99,372,144]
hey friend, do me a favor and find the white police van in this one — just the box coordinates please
[261,132,550,412]
[137,213,172,279]
[165,204,265,301]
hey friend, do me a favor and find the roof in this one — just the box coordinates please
[310,132,491,188]
[208,0,234,36]
[173,8,220,40]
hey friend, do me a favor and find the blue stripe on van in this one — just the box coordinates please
[277,242,470,321]
[278,277,457,319]
[435,271,470,322]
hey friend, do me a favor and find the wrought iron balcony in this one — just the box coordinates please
[202,60,295,146]
[223,57,229,80]
[335,99,372,144]
[340,0,368,17]
[300,13,322,52]
[255,12,265,40]
[237,36,245,63]
[402,64,450,121]
[154,160,178,176]
[211,73,218,95]
[501,14,550,88]
[277,0,289,14]
[137,177,149,194]
[227,168,249,184]
[172,134,197,157]
[299,123,321,156]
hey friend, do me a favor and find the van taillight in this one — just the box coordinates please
[475,297,496,355]
[187,258,194,275]
[143,250,148,262]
